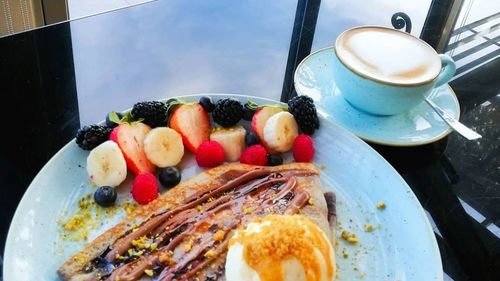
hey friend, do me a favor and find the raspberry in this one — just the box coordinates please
[240,145,267,166]
[131,173,159,205]
[196,141,225,167]
[293,134,315,162]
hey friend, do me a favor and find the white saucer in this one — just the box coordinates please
[294,47,460,146]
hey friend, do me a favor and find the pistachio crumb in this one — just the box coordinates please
[213,230,225,241]
[183,236,194,252]
[159,251,174,265]
[144,269,154,277]
[364,224,373,232]
[342,248,348,258]
[341,230,359,244]
[204,249,216,258]
[347,235,358,243]
[376,201,386,210]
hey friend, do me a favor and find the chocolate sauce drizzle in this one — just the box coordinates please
[86,168,313,281]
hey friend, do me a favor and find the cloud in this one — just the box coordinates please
[71,0,293,124]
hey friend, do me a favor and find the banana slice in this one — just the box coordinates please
[87,141,127,187]
[263,111,298,152]
[144,127,184,167]
[210,126,246,162]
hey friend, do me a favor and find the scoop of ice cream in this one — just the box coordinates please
[225,215,335,281]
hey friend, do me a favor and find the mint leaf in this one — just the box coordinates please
[245,100,260,110]
[130,118,145,125]
[108,111,121,124]
[245,100,288,111]
[120,111,135,123]
[165,98,184,119]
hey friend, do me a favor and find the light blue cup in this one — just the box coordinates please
[333,26,456,116]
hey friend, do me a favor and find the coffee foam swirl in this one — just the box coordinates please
[336,27,441,85]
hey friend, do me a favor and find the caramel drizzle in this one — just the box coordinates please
[98,168,312,281]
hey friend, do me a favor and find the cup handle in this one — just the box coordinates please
[435,54,456,87]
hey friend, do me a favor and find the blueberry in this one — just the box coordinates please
[94,186,117,207]
[242,104,256,121]
[199,96,216,112]
[267,154,283,166]
[90,257,114,275]
[105,112,123,128]
[159,167,181,189]
[245,131,260,146]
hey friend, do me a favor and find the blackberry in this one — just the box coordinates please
[75,125,112,150]
[199,96,216,112]
[212,98,243,127]
[287,96,320,135]
[131,101,168,127]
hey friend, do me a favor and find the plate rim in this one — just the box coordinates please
[3,93,443,281]
[294,46,461,147]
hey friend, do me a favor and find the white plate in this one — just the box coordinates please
[295,47,460,146]
[4,94,442,281]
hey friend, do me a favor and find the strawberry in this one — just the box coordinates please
[109,123,155,174]
[109,126,119,141]
[251,106,283,151]
[169,103,211,153]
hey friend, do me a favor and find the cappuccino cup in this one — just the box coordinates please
[333,26,456,115]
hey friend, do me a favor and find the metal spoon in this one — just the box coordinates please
[424,98,482,140]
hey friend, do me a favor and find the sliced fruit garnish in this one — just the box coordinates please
[169,103,211,153]
[87,141,127,187]
[144,127,184,167]
[263,111,298,152]
[251,106,284,151]
[109,123,155,174]
[210,126,246,162]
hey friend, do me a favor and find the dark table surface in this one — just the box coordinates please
[0,0,499,280]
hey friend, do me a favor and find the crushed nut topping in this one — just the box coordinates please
[213,230,225,241]
[376,201,386,210]
[364,224,373,232]
[341,230,359,244]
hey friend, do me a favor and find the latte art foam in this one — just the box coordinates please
[336,27,441,85]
